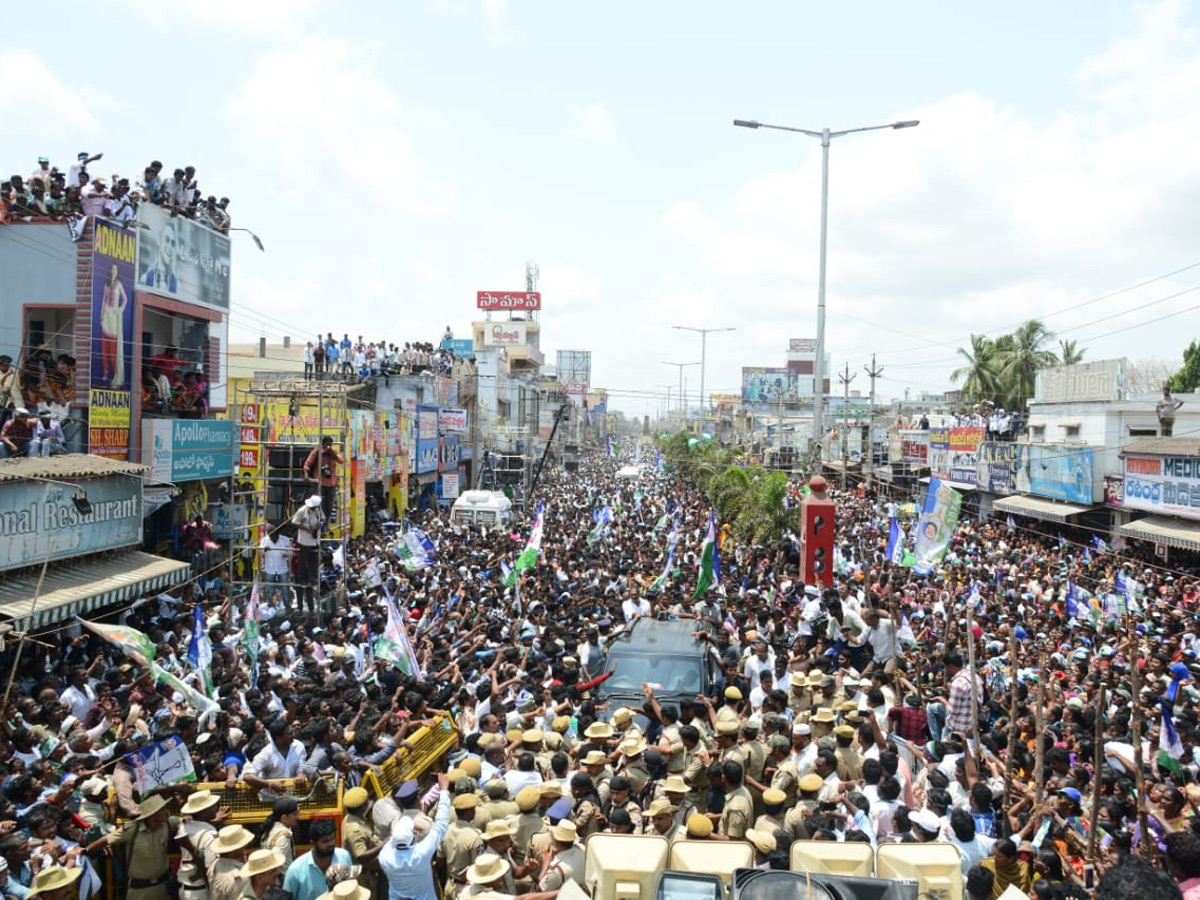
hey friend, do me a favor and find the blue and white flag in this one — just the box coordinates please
[1092,534,1109,553]
[124,736,197,795]
[656,451,664,473]
[710,509,722,586]
[396,528,437,571]
[1160,699,1185,775]
[1065,579,1085,620]
[588,506,613,546]
[885,518,905,565]
[186,601,214,697]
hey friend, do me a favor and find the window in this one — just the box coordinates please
[1062,425,1081,438]
[1030,425,1045,440]
[1129,428,1157,437]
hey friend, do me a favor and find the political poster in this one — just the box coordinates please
[136,203,231,312]
[124,736,197,795]
[912,476,962,576]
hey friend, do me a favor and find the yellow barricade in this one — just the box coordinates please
[362,714,460,801]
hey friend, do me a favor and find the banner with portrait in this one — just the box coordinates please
[911,475,962,576]
[135,204,230,312]
[91,220,136,391]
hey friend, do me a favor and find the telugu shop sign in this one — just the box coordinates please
[476,291,541,311]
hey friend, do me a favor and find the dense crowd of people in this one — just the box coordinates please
[2,152,233,232]
[0,451,1196,900]
[304,329,469,382]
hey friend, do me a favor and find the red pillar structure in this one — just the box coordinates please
[799,475,837,587]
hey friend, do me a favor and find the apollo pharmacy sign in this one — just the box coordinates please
[0,474,143,571]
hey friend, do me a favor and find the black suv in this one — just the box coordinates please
[598,617,715,718]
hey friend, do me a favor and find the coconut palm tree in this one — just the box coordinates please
[951,334,1000,403]
[997,319,1058,411]
[1058,339,1085,366]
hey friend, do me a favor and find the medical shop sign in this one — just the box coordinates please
[1122,454,1200,520]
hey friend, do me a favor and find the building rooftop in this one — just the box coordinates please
[0,455,147,484]
[1121,437,1200,457]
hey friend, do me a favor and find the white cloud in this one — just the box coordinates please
[653,3,1200,400]
[0,48,113,143]
[224,36,456,218]
[425,0,517,43]
[569,103,615,142]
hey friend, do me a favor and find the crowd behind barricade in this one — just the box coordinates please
[304,327,474,383]
[0,454,1198,899]
[2,151,234,232]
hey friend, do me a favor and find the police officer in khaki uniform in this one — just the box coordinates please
[718,760,753,840]
[568,773,602,839]
[206,825,255,900]
[341,787,384,895]
[535,821,584,892]
[754,788,788,836]
[678,727,710,813]
[579,750,612,807]
[615,738,652,796]
[510,786,544,872]
[834,724,864,780]
[642,799,680,840]
[602,776,642,832]
[236,849,285,900]
[784,774,822,840]
[479,780,518,824]
[176,790,225,900]
[440,794,484,896]
[90,794,174,900]
[715,720,744,767]
[767,736,799,805]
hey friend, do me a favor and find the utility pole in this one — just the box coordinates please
[837,363,856,490]
[863,354,884,490]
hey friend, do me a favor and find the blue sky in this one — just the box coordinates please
[6,1,1200,417]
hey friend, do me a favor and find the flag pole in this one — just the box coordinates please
[1035,646,1047,804]
[1004,626,1020,810]
[1086,683,1106,860]
[964,585,983,767]
[1129,615,1151,860]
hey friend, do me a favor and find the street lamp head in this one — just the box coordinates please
[733,119,760,129]
[892,120,920,129]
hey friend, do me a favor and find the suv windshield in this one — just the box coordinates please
[606,652,702,695]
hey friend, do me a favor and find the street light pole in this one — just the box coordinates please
[732,116,918,469]
[672,325,735,419]
[661,361,700,418]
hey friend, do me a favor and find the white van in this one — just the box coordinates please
[451,490,514,531]
[616,465,644,481]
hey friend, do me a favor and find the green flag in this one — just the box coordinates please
[692,514,717,599]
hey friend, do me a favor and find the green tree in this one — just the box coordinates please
[734,469,802,544]
[996,319,1058,411]
[1167,341,1200,393]
[1057,339,1085,366]
[951,334,1000,403]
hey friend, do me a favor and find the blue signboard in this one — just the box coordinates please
[146,419,236,484]
[976,442,1023,495]
[415,438,440,474]
[1021,443,1094,504]
[441,339,474,359]
[440,435,459,472]
[0,474,143,571]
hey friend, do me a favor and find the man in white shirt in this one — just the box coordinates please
[260,529,293,608]
[60,668,96,722]
[243,720,308,794]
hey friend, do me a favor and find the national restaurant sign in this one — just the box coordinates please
[476,291,541,311]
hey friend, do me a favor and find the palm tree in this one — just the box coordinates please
[996,319,1058,411]
[1058,339,1085,366]
[951,334,999,403]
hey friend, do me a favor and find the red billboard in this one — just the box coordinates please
[477,291,541,311]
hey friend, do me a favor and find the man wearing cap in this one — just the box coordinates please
[473,821,522,894]
[678,726,709,813]
[615,736,652,796]
[784,773,823,840]
[579,749,612,806]
[0,355,23,432]
[290,495,325,614]
[342,787,384,896]
[643,798,680,840]
[790,722,817,776]
[89,794,174,899]
[834,724,863,780]
[535,820,584,892]
[378,772,451,900]
[373,779,418,842]
[438,794,483,897]
[237,849,285,900]
[479,780,518,826]
[715,686,742,725]
[177,790,227,900]
[568,773,603,839]
[29,410,65,457]
[755,788,789,836]
[602,776,643,832]
[510,786,544,883]
[208,825,255,900]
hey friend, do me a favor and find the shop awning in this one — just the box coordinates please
[1119,516,1200,552]
[993,495,1096,523]
[0,552,191,632]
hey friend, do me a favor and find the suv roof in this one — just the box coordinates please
[608,617,700,656]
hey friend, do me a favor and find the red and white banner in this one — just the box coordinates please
[477,291,541,311]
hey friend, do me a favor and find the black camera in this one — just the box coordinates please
[321,465,332,477]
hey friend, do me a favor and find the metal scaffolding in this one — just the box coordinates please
[229,379,351,621]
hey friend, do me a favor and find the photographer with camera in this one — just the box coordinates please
[303,435,344,525]
[289,495,324,615]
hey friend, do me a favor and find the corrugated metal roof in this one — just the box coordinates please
[0,455,147,484]
[0,551,190,631]
[1119,516,1200,552]
[1121,438,1200,457]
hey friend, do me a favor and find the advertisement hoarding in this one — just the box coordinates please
[439,435,459,472]
[1034,358,1126,404]
[90,220,136,391]
[1121,454,1200,520]
[417,405,439,441]
[415,439,439,474]
[440,338,474,359]
[899,430,930,464]
[136,203,231,312]
[929,428,950,478]
[977,442,1023,494]
[441,472,459,500]
[788,338,818,352]
[143,419,236,484]
[742,367,799,405]
[948,427,984,487]
[482,322,528,346]
[0,475,142,571]
[89,389,131,459]
[476,291,541,311]
[1022,443,1095,504]
[438,408,468,434]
